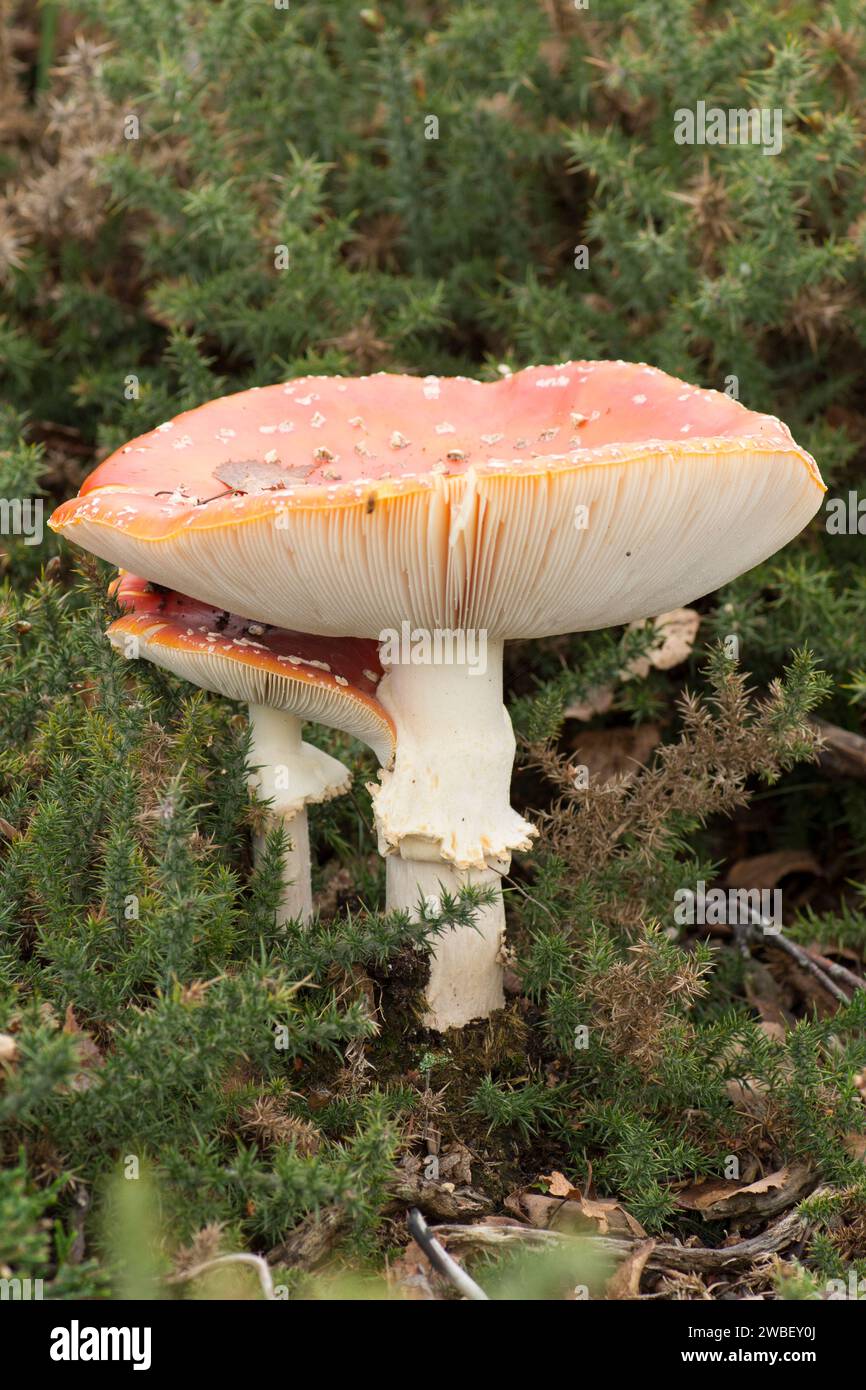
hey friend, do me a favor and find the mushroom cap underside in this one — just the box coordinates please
[54,361,825,640]
[107,573,396,765]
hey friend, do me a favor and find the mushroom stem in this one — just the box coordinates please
[386,856,509,1029]
[247,704,351,927]
[369,640,536,1029]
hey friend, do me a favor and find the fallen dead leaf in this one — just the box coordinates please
[844,1133,866,1162]
[475,91,529,126]
[758,1020,787,1043]
[606,1239,656,1299]
[539,37,568,76]
[563,683,614,722]
[579,1196,647,1239]
[625,608,701,678]
[813,718,866,780]
[511,1187,646,1238]
[389,1239,439,1300]
[478,1213,530,1231]
[542,1170,577,1199]
[562,610,697,721]
[743,960,791,1030]
[570,723,662,786]
[61,1004,104,1092]
[725,1076,772,1118]
[439,1142,473,1186]
[726,849,820,891]
[676,1164,813,1221]
[676,1178,742,1212]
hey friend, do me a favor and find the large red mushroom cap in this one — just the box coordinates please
[52,362,825,639]
[107,573,395,766]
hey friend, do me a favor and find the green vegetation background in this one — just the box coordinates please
[1,0,865,1299]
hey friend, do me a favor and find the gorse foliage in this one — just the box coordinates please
[530,649,831,884]
[0,563,477,1287]
[501,656,865,1233]
[1,1,866,1298]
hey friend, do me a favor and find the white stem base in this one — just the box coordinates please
[370,643,534,1028]
[387,856,506,1030]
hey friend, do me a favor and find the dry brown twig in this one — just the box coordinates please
[431,1183,834,1277]
[166,1253,278,1300]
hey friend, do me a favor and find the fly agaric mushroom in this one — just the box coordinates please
[107,572,394,926]
[51,361,825,1028]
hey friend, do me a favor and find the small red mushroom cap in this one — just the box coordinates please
[107,573,395,766]
[53,362,825,640]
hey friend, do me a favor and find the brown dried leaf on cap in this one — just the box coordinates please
[213,458,314,493]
